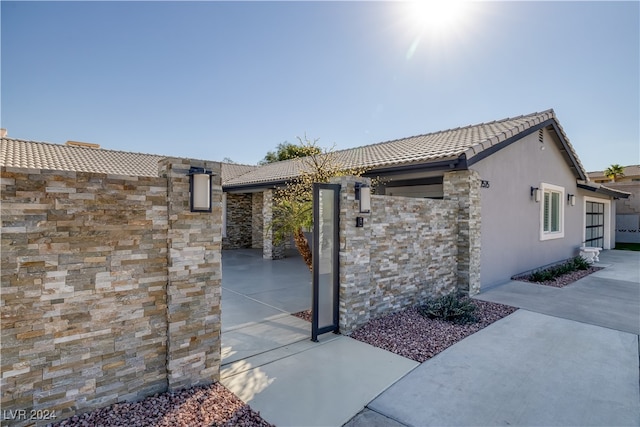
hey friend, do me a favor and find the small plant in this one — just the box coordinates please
[571,256,590,271]
[528,256,590,283]
[417,293,478,324]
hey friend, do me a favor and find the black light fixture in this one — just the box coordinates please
[567,194,576,206]
[530,186,541,203]
[188,167,214,212]
[355,182,371,213]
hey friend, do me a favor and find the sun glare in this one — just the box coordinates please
[400,0,474,60]
[407,0,468,35]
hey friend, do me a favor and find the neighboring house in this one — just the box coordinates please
[222,109,630,288]
[588,165,640,243]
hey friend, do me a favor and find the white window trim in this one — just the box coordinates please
[582,196,611,249]
[539,183,565,241]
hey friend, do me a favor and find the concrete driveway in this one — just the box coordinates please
[352,250,640,426]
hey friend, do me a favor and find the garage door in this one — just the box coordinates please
[585,201,605,248]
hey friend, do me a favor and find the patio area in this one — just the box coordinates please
[221,248,312,364]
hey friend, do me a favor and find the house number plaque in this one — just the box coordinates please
[480,180,490,188]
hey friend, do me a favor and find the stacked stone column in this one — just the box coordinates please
[443,170,482,295]
[160,158,222,391]
[262,189,285,259]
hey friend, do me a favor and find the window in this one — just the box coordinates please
[540,183,564,240]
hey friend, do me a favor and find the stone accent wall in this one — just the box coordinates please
[160,159,222,392]
[222,193,252,249]
[1,160,222,425]
[443,170,481,295]
[251,192,264,249]
[262,189,285,259]
[334,176,459,333]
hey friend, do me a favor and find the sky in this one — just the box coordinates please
[2,1,638,171]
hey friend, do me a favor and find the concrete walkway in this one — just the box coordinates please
[220,249,418,426]
[221,249,312,364]
[354,250,640,426]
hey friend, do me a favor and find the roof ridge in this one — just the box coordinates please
[221,161,258,168]
[329,109,555,156]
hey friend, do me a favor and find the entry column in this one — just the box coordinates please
[160,158,222,391]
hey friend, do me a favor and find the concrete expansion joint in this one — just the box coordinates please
[221,335,342,376]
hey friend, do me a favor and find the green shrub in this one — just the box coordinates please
[528,256,590,282]
[417,293,477,324]
[571,256,590,271]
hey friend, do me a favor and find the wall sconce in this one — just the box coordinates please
[188,167,214,212]
[530,186,541,203]
[567,194,576,206]
[355,182,371,213]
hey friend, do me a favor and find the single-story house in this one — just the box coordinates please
[0,108,630,290]
[0,110,630,420]
[221,109,630,288]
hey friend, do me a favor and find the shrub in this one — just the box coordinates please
[571,256,590,271]
[528,256,590,282]
[417,293,477,324]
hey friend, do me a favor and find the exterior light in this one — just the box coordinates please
[531,186,541,203]
[188,167,214,212]
[355,182,371,213]
[568,194,576,206]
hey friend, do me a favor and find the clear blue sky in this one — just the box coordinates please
[2,1,638,171]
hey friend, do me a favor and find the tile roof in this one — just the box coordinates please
[224,109,588,187]
[220,163,258,183]
[1,138,164,177]
[1,109,588,189]
[0,137,256,183]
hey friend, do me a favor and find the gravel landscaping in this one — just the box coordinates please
[293,298,516,363]
[349,299,517,363]
[50,383,273,427]
[513,266,603,288]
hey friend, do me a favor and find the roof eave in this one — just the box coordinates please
[362,156,467,177]
[577,181,631,199]
[223,179,289,192]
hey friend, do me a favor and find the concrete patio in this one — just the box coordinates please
[221,248,312,364]
[220,249,639,427]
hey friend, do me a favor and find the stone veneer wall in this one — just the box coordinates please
[160,159,222,392]
[222,193,252,249]
[262,189,285,259]
[443,170,481,295]
[251,192,264,249]
[334,176,459,333]
[1,159,222,425]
